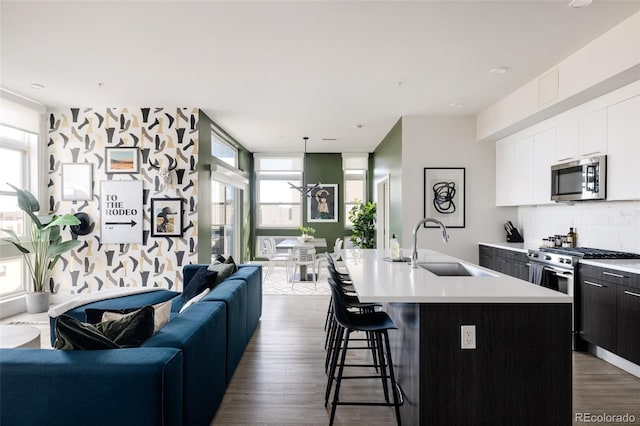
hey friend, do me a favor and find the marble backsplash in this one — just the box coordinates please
[518,201,640,254]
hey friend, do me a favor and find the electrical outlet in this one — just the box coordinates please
[461,325,476,349]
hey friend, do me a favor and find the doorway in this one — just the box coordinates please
[375,175,390,250]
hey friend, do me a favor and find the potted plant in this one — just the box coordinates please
[348,201,376,249]
[1,185,80,313]
[297,225,316,242]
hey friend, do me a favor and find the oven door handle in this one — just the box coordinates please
[542,266,574,276]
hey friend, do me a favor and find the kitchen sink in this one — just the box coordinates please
[418,262,496,277]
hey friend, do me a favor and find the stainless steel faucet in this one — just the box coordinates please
[411,218,450,268]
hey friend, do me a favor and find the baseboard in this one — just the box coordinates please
[590,344,640,378]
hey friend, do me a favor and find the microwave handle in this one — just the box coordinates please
[585,165,598,193]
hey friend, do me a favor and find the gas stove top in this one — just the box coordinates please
[541,247,640,260]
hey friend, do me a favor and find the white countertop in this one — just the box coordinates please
[580,259,640,275]
[480,242,640,275]
[478,241,540,253]
[343,249,571,304]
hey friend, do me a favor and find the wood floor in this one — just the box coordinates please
[212,295,640,426]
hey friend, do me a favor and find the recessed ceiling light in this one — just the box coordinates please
[30,83,45,89]
[490,67,508,74]
[569,0,592,8]
[450,102,464,109]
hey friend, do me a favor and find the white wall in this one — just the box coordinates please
[519,201,640,254]
[401,116,516,263]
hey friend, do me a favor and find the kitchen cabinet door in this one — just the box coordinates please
[579,108,607,157]
[556,120,579,162]
[532,128,556,205]
[580,277,616,352]
[495,137,533,206]
[617,285,640,365]
[607,95,640,201]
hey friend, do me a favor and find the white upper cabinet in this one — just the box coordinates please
[556,120,579,163]
[556,109,607,162]
[579,109,608,158]
[532,128,556,205]
[607,95,640,201]
[496,136,533,206]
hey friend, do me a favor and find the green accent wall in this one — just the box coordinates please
[198,111,253,264]
[252,152,349,258]
[372,117,403,241]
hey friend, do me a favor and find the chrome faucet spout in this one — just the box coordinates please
[411,218,450,268]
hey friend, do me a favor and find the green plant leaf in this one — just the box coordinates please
[8,183,40,214]
[44,214,80,230]
[0,237,31,254]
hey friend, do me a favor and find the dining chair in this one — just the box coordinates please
[261,237,291,280]
[290,244,318,288]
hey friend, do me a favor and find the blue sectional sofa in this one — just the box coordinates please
[0,264,262,426]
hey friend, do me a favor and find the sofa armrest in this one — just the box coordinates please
[0,348,183,426]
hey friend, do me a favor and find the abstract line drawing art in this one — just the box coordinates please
[423,168,465,228]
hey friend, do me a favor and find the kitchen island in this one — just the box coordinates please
[343,248,573,426]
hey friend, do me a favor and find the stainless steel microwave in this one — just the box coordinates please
[551,155,606,202]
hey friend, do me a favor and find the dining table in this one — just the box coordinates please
[277,238,327,281]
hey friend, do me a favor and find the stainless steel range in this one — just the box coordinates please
[527,247,640,348]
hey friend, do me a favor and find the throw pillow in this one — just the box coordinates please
[182,267,218,302]
[99,299,172,333]
[178,287,210,314]
[224,255,239,273]
[215,254,226,263]
[54,315,120,350]
[207,261,235,285]
[94,305,155,347]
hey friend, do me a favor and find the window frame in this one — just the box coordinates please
[0,126,35,300]
[254,155,304,229]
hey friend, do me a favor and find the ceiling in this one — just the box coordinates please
[2,1,639,153]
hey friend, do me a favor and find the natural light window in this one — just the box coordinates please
[343,154,368,227]
[254,155,303,228]
[211,126,238,168]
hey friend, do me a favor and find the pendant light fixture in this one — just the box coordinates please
[288,136,321,197]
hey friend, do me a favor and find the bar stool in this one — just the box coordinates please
[324,277,403,426]
[324,263,380,372]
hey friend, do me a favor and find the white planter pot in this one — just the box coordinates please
[25,292,50,314]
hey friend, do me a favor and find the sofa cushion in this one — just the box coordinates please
[86,299,172,333]
[182,267,218,302]
[54,306,155,350]
[178,288,210,314]
[54,315,120,350]
[207,261,234,285]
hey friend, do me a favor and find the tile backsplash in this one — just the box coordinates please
[518,201,640,253]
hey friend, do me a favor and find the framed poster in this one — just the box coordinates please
[105,147,139,174]
[151,198,183,237]
[307,184,338,222]
[423,168,465,228]
[61,163,93,201]
[100,180,143,244]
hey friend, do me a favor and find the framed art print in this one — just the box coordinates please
[307,184,338,222]
[423,167,465,228]
[61,163,93,201]
[151,198,183,237]
[105,147,139,174]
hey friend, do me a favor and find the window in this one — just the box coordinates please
[0,127,36,299]
[255,155,303,228]
[343,154,368,227]
[0,93,43,300]
[211,127,238,168]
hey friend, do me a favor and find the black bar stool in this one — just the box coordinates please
[324,276,403,426]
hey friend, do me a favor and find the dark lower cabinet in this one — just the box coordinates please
[479,244,529,281]
[617,286,640,365]
[578,263,640,365]
[579,278,617,352]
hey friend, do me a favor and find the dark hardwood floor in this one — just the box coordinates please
[212,295,640,426]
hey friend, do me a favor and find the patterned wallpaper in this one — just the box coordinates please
[48,107,199,295]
